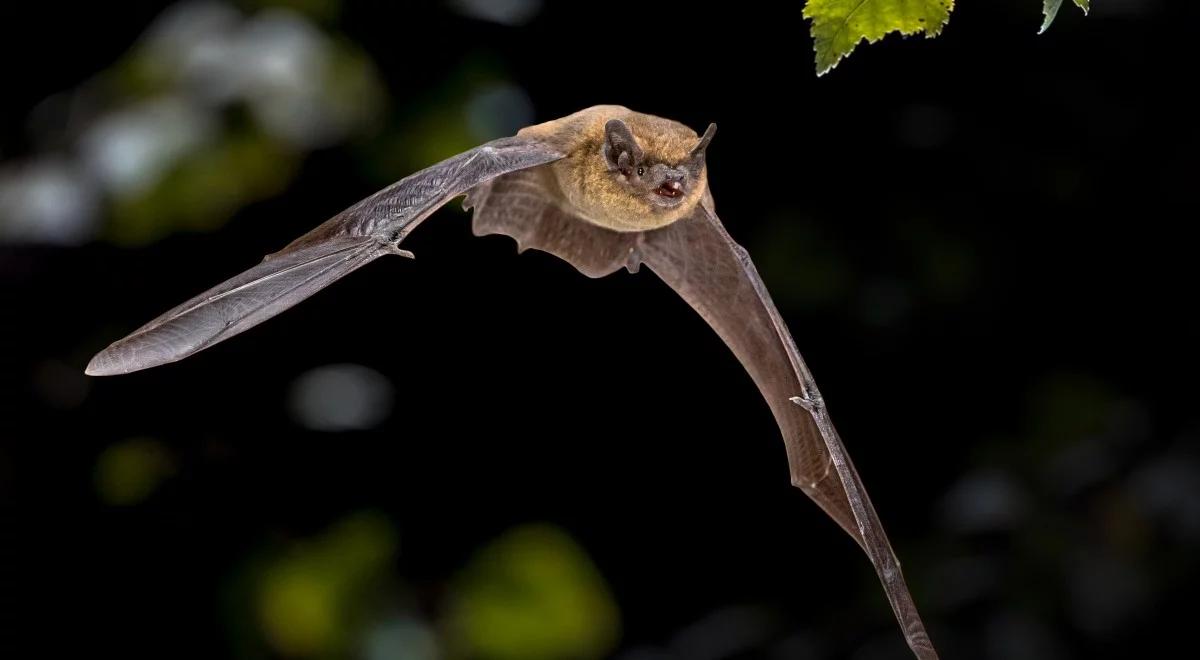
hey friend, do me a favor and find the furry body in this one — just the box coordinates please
[519,105,708,231]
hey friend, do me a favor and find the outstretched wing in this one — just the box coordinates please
[638,199,939,660]
[86,136,564,376]
[463,177,936,657]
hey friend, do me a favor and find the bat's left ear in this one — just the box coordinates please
[687,123,716,175]
[690,123,717,159]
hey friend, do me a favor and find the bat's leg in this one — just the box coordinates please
[790,389,939,660]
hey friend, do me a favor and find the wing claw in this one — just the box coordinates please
[789,392,824,414]
[386,244,416,259]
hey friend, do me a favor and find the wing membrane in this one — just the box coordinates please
[638,201,939,660]
[87,137,564,375]
[87,238,384,375]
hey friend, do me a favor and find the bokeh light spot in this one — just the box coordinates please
[448,523,620,660]
[450,0,543,26]
[288,363,395,431]
[466,83,535,142]
[94,437,174,506]
[363,615,440,660]
[254,512,399,657]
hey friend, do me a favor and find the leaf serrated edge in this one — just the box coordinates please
[805,0,956,77]
[1040,0,1064,34]
[1042,0,1089,33]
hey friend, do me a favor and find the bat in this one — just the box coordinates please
[86,106,939,659]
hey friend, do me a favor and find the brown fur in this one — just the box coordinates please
[517,105,708,232]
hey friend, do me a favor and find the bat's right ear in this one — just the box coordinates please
[604,119,643,174]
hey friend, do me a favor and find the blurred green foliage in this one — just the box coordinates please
[93,6,513,246]
[364,56,521,180]
[253,512,398,658]
[447,524,620,660]
[39,2,387,246]
[247,0,344,24]
[221,514,619,660]
[109,130,297,245]
[94,437,175,506]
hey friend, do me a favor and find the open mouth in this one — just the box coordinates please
[654,181,684,199]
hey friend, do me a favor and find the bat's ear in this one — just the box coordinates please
[690,123,717,159]
[686,123,717,175]
[604,119,643,174]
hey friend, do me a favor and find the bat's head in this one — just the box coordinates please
[550,107,716,232]
[602,118,715,214]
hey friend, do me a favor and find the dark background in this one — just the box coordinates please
[2,1,1197,659]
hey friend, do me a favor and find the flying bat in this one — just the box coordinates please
[86,106,939,659]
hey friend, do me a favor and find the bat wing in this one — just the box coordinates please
[464,179,936,657]
[638,198,938,660]
[86,136,564,376]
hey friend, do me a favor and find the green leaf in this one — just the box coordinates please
[1040,0,1063,33]
[804,0,955,76]
[1041,0,1089,33]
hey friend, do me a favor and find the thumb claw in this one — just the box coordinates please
[385,244,415,259]
[790,392,824,414]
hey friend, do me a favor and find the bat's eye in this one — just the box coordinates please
[636,166,645,176]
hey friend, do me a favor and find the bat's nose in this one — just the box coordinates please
[655,180,684,198]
